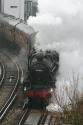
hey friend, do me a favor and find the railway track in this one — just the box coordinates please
[0,52,21,122]
[0,51,62,125]
[18,109,60,125]
[0,61,5,87]
[0,51,29,125]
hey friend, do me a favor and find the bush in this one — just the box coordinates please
[54,75,83,125]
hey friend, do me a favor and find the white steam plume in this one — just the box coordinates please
[27,0,83,111]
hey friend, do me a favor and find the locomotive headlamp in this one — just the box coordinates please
[24,86,27,91]
[49,88,54,93]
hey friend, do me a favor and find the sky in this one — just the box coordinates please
[28,0,83,109]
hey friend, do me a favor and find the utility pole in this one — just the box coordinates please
[0,0,4,13]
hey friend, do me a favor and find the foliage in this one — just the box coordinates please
[54,75,83,125]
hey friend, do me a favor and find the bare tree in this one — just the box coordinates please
[54,75,83,125]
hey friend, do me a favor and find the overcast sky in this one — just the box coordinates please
[38,0,82,15]
[27,0,83,110]
[28,0,83,91]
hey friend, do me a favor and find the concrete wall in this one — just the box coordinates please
[0,0,38,20]
[1,0,24,20]
[0,0,1,12]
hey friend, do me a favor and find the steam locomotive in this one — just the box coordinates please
[0,13,59,109]
[23,49,59,109]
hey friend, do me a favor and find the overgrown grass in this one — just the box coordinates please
[54,75,83,125]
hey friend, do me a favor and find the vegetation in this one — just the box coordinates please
[54,75,83,125]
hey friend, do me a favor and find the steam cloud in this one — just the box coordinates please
[27,0,83,110]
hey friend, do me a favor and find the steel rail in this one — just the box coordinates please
[37,113,46,125]
[39,113,48,125]
[0,61,5,87]
[18,110,49,125]
[0,94,17,122]
[18,109,31,125]
[0,54,20,122]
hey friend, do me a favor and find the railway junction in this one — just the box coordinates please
[0,18,82,125]
[0,29,63,125]
[0,6,82,125]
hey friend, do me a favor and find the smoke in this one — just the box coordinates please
[27,0,83,110]
[12,48,28,72]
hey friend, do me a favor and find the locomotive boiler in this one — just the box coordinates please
[23,49,59,109]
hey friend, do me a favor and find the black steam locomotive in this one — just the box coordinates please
[23,49,59,109]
